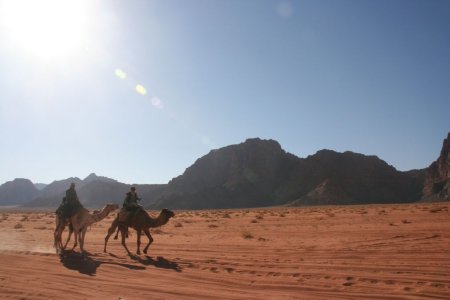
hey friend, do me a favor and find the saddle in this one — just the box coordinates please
[117,206,144,223]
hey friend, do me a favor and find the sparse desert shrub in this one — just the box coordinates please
[20,215,29,221]
[258,237,267,242]
[242,231,254,239]
[208,224,219,228]
[255,215,264,220]
[402,219,412,224]
[279,213,286,217]
[14,223,24,229]
[174,222,183,228]
[34,226,47,230]
[153,229,164,234]
[222,213,231,218]
[251,219,258,223]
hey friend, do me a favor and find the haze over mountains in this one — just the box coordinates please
[1,132,448,209]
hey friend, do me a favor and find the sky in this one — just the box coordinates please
[0,0,449,185]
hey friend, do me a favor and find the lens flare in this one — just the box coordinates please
[151,97,164,109]
[136,84,147,95]
[114,68,127,79]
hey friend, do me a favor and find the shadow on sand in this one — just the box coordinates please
[60,250,145,276]
[127,254,182,272]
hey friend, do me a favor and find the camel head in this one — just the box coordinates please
[161,208,175,220]
[104,203,119,214]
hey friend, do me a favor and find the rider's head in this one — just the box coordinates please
[130,186,136,192]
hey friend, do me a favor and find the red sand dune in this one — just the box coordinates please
[0,202,449,299]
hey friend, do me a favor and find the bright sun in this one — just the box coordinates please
[1,0,89,60]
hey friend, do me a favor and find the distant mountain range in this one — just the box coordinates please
[1,132,449,209]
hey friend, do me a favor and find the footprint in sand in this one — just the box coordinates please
[343,282,353,286]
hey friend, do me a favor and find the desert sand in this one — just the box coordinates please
[0,202,449,299]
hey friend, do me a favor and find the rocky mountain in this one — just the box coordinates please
[422,132,450,201]
[33,183,47,190]
[23,173,167,208]
[153,138,300,209]
[25,177,84,208]
[151,139,423,209]
[0,178,39,205]
[286,150,422,206]
[77,180,166,208]
[4,133,449,209]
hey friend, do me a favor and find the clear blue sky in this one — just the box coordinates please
[0,0,449,185]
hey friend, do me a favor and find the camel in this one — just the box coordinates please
[54,203,119,255]
[104,208,175,255]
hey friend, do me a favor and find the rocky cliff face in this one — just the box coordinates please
[154,138,300,209]
[23,173,167,208]
[0,178,39,205]
[8,134,448,209]
[422,132,450,201]
[152,139,423,209]
[290,150,422,205]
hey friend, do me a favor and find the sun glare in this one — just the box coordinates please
[1,0,89,60]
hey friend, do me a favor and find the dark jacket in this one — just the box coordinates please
[123,191,141,210]
[56,187,83,218]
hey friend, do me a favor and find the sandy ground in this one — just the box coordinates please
[0,202,449,300]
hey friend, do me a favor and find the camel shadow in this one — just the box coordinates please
[60,251,99,276]
[60,250,145,276]
[131,255,182,272]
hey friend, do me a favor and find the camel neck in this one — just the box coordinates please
[146,211,170,227]
[91,207,110,223]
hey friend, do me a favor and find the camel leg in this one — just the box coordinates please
[142,228,154,254]
[71,227,79,251]
[136,229,142,255]
[62,224,73,250]
[104,218,118,252]
[80,227,88,255]
[54,216,65,251]
[105,219,119,251]
[53,217,60,250]
[120,225,131,256]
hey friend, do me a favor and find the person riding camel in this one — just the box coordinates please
[120,186,142,222]
[123,186,141,210]
[56,182,84,220]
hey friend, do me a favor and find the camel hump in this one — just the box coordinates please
[117,205,146,223]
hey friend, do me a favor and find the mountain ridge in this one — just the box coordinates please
[1,133,448,209]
